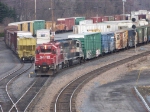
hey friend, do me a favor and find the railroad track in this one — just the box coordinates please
[51,51,150,112]
[0,63,33,112]
[0,61,52,112]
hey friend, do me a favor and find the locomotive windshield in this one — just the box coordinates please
[40,45,51,53]
[41,49,51,53]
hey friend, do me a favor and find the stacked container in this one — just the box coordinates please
[33,20,45,36]
[79,20,93,25]
[90,17,103,23]
[68,32,102,59]
[72,17,85,25]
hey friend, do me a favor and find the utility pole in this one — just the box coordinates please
[50,0,54,41]
[35,0,36,20]
[51,0,54,32]
[122,0,126,20]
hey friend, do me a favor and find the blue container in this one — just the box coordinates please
[101,32,115,53]
[128,29,135,47]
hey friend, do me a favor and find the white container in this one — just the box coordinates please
[79,20,93,25]
[36,29,50,44]
[73,23,120,34]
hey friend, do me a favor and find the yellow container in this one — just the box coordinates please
[22,21,34,35]
[45,21,56,31]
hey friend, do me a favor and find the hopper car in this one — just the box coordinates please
[4,26,36,62]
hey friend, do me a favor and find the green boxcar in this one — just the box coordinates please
[73,17,85,25]
[136,26,147,44]
[33,20,45,36]
[68,32,102,59]
[147,25,150,41]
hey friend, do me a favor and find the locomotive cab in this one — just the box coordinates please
[34,42,63,75]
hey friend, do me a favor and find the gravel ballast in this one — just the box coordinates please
[32,45,150,112]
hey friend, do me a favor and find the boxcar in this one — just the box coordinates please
[68,32,101,59]
[147,25,150,41]
[128,29,135,47]
[136,26,145,44]
[101,32,115,53]
[114,30,123,50]
[4,26,18,45]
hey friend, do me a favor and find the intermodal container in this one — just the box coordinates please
[68,32,102,59]
[107,16,115,21]
[33,20,45,36]
[90,17,102,23]
[22,21,34,35]
[102,16,109,21]
[73,23,119,34]
[45,21,56,31]
[79,20,93,25]
[138,14,146,20]
[114,15,121,20]
[72,17,85,25]
[57,18,65,24]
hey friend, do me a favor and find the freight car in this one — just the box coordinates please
[34,24,150,76]
[34,39,84,75]
[4,27,36,62]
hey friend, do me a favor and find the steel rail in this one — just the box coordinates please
[54,51,150,112]
[5,63,33,112]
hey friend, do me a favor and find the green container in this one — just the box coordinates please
[33,20,45,36]
[73,17,85,25]
[68,32,102,59]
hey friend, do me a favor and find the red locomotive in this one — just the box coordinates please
[34,39,84,76]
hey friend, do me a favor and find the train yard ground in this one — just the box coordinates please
[1,33,150,112]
